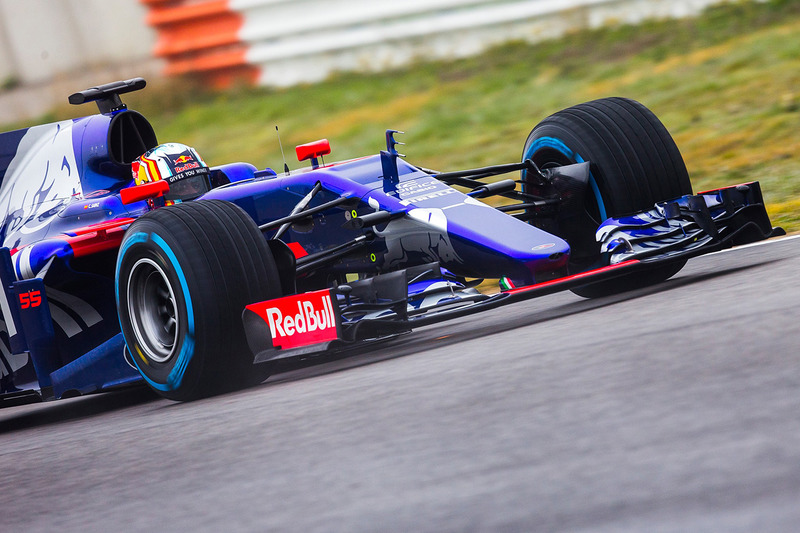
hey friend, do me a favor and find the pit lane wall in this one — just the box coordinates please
[0,0,155,86]
[143,0,741,88]
[0,0,158,124]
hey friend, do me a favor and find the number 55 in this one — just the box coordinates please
[19,290,42,309]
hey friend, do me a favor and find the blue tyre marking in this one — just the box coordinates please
[115,231,148,308]
[116,230,196,392]
[524,136,608,221]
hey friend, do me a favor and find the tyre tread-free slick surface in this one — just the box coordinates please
[116,200,280,400]
[523,97,692,297]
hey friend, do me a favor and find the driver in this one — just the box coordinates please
[132,143,211,206]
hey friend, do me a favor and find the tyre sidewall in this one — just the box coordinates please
[116,219,205,400]
[521,98,693,296]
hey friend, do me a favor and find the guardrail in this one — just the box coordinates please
[152,0,731,88]
[143,0,733,88]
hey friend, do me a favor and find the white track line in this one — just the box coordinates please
[707,233,800,256]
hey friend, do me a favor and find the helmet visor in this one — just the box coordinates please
[164,169,210,202]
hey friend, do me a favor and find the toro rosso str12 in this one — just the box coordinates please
[0,78,782,404]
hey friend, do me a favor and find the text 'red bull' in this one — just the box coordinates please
[246,290,339,350]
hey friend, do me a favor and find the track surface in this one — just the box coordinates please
[2,237,799,532]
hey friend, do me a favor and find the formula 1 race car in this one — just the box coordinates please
[0,78,782,404]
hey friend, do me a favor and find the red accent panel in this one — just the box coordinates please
[120,180,170,205]
[64,218,136,258]
[504,260,640,295]
[697,181,756,195]
[245,290,340,350]
[286,241,309,259]
[295,139,331,162]
[71,218,137,236]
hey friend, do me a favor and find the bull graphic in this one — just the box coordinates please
[0,121,82,250]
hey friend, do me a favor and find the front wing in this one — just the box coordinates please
[243,181,782,362]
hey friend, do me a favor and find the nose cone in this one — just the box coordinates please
[444,199,570,285]
[366,166,572,285]
[387,196,570,285]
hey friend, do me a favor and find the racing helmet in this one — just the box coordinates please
[132,143,210,205]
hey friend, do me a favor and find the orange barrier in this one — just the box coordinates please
[141,0,733,89]
[141,0,257,88]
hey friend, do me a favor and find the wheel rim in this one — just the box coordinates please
[127,258,179,363]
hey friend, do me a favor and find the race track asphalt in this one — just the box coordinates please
[2,236,799,532]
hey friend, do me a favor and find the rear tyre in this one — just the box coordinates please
[116,200,281,401]
[522,97,692,298]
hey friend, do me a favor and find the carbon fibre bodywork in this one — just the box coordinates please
[0,79,780,405]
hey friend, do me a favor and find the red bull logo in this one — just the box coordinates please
[245,290,339,350]
[174,155,192,164]
[174,162,200,173]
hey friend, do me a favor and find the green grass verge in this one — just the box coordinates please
[7,0,800,231]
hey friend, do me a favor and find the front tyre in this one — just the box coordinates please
[116,200,281,401]
[522,97,693,297]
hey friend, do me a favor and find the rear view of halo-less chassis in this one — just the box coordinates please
[0,78,781,405]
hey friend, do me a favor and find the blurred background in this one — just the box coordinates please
[1,0,798,230]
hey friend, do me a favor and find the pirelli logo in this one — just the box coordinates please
[245,290,340,350]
